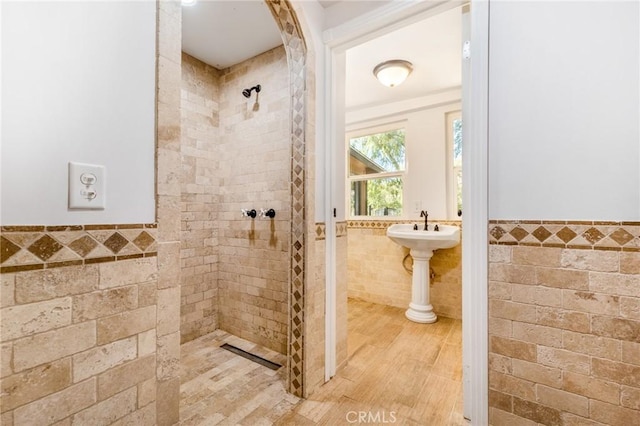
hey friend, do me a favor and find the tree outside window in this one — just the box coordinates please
[348,128,405,217]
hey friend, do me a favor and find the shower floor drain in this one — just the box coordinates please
[220,343,282,371]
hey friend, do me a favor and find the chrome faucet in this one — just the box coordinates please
[420,210,428,231]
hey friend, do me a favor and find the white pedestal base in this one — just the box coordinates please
[406,249,437,324]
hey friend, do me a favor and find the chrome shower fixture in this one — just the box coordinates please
[242,84,261,98]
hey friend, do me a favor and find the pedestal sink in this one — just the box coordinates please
[387,223,460,323]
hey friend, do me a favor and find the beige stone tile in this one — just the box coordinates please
[512,396,562,425]
[562,330,621,359]
[489,263,536,285]
[138,329,157,356]
[535,267,589,290]
[157,377,180,426]
[1,358,71,412]
[138,281,157,307]
[1,342,12,378]
[0,411,13,426]
[513,322,562,348]
[536,306,590,333]
[114,402,156,426]
[590,399,640,425]
[536,346,590,375]
[620,296,640,320]
[13,378,96,425]
[489,245,511,263]
[560,249,619,272]
[490,336,537,362]
[72,286,138,322]
[562,290,619,315]
[561,371,620,405]
[13,321,95,372]
[536,384,589,417]
[99,258,158,289]
[1,297,72,341]
[96,305,155,345]
[621,385,640,410]
[97,354,155,401]
[489,370,536,401]
[621,341,640,366]
[561,413,608,426]
[72,336,137,382]
[489,389,513,412]
[489,407,537,426]
[72,386,137,425]
[489,299,537,323]
[158,241,180,289]
[512,246,561,267]
[489,317,513,338]
[14,265,99,304]
[589,272,640,297]
[489,353,513,374]
[511,359,561,389]
[1,273,15,307]
[620,251,640,274]
[157,331,180,380]
[591,357,640,387]
[489,281,512,300]
[138,377,156,407]
[591,315,640,343]
[158,287,180,336]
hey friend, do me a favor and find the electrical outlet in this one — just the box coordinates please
[413,200,421,213]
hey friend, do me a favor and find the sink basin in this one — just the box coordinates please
[387,223,460,252]
[387,223,461,324]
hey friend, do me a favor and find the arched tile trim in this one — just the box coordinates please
[264,0,307,397]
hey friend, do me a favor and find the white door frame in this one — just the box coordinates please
[323,0,489,423]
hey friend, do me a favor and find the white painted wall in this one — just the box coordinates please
[488,0,639,220]
[346,92,461,220]
[1,1,156,225]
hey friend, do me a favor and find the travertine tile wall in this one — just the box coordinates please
[179,53,219,343]
[0,258,159,425]
[347,220,462,319]
[488,220,640,425]
[336,223,349,369]
[216,46,291,355]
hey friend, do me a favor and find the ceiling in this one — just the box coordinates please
[182,1,462,109]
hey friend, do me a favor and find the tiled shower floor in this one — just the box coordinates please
[179,299,465,425]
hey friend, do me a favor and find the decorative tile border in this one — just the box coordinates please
[347,219,462,229]
[315,223,326,240]
[489,220,640,251]
[266,0,307,398]
[336,221,348,238]
[0,224,157,273]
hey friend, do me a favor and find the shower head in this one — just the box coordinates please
[242,84,261,98]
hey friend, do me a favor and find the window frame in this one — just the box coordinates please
[446,110,462,218]
[346,121,407,219]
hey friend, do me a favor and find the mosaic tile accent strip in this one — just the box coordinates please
[265,0,307,398]
[0,224,158,273]
[336,221,348,238]
[315,223,326,241]
[347,219,462,229]
[489,220,640,251]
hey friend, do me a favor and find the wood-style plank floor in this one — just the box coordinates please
[179,299,466,425]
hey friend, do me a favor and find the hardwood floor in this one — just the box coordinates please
[277,299,466,425]
[179,299,465,425]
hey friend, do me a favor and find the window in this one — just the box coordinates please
[348,126,406,217]
[447,111,463,216]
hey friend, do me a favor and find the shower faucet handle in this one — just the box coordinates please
[241,209,257,218]
[259,208,276,219]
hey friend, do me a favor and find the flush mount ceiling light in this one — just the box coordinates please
[181,0,197,6]
[373,60,413,88]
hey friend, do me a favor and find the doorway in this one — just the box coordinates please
[323,1,489,423]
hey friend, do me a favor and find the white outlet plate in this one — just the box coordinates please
[68,162,106,209]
